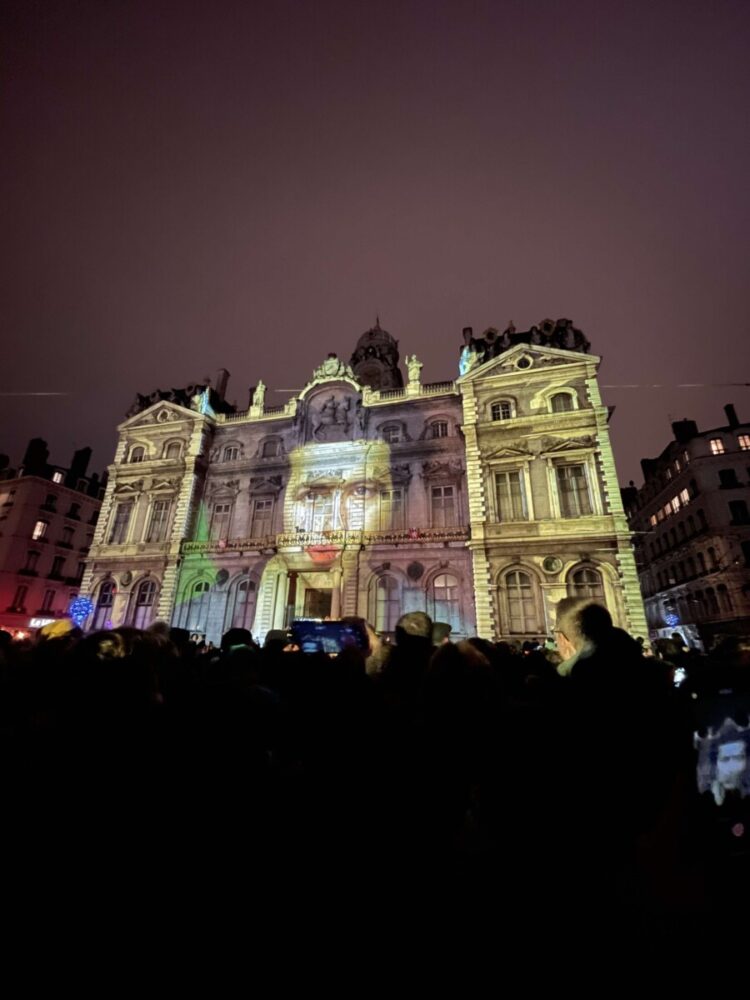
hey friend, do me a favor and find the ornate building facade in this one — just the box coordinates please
[82,320,646,643]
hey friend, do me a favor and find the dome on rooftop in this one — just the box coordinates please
[354,317,397,352]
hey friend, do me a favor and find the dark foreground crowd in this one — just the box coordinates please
[2,600,749,952]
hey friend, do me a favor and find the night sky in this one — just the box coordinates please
[2,0,749,483]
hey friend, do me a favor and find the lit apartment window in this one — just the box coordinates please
[738,434,750,451]
[32,520,48,540]
[665,468,672,481]
[679,488,690,505]
[649,515,658,527]
[52,471,64,484]
[674,458,681,472]
[556,464,592,517]
[710,438,725,455]
[491,401,514,421]
[683,450,690,465]
[495,470,527,521]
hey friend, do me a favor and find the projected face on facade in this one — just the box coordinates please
[167,353,470,644]
[696,719,750,807]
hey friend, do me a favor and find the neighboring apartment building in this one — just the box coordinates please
[82,319,646,644]
[622,404,750,649]
[0,439,104,636]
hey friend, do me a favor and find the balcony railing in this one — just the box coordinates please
[181,526,470,555]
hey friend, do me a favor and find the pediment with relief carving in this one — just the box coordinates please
[540,435,595,453]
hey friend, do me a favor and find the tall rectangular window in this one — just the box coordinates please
[51,555,65,577]
[311,494,334,532]
[729,500,750,524]
[12,585,28,610]
[556,464,592,517]
[251,498,273,536]
[41,589,55,611]
[431,485,456,527]
[710,438,725,455]
[739,434,750,451]
[146,499,171,542]
[24,551,40,571]
[109,502,133,544]
[32,520,48,540]
[494,470,526,521]
[379,489,404,530]
[210,502,232,540]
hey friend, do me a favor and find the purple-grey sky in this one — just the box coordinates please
[2,0,749,483]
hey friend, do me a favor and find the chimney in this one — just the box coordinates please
[462,327,473,347]
[66,446,91,489]
[671,419,698,444]
[215,369,230,400]
[724,403,739,428]
[22,438,49,477]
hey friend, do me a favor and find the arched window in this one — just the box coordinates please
[706,588,719,615]
[130,445,145,463]
[261,439,281,458]
[93,581,115,630]
[491,400,514,421]
[164,441,182,460]
[550,392,574,413]
[132,579,157,629]
[502,570,541,634]
[223,445,240,462]
[569,567,604,599]
[693,591,706,620]
[381,424,402,443]
[187,580,211,631]
[370,575,400,634]
[226,577,257,630]
[429,421,449,439]
[431,573,460,631]
[717,585,734,613]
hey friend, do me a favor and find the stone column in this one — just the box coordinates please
[331,568,342,618]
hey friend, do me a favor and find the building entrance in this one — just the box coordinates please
[304,587,332,618]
